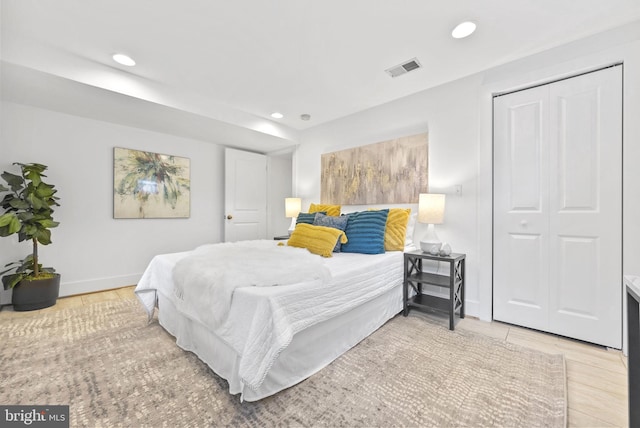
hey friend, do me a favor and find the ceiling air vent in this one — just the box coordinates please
[385,58,422,78]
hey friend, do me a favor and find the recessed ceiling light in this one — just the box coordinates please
[270,112,284,119]
[451,21,476,39]
[112,53,136,66]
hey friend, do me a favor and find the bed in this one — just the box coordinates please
[135,209,415,401]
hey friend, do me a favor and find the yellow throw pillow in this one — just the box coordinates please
[309,203,341,217]
[384,208,411,251]
[287,223,348,257]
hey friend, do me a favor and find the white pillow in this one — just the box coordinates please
[404,212,417,249]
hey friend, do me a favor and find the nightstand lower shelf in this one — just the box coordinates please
[406,293,454,314]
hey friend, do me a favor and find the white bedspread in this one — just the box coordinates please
[135,241,404,392]
[172,240,332,328]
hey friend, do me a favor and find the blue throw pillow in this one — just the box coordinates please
[341,209,389,254]
[296,212,325,225]
[314,213,349,252]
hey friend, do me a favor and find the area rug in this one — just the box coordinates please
[0,298,566,427]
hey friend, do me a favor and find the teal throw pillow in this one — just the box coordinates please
[296,212,321,225]
[341,209,389,254]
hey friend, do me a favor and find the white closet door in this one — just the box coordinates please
[494,85,551,331]
[493,66,622,348]
[547,68,622,347]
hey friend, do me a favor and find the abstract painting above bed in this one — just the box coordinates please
[320,132,428,205]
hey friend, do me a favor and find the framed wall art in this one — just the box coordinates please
[113,147,191,218]
[321,132,428,205]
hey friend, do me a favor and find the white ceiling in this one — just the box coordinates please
[2,0,640,151]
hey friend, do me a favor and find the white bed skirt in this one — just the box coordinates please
[157,284,403,401]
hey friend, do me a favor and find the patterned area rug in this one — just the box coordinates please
[0,298,566,427]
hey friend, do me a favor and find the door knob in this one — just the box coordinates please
[520,220,528,227]
[226,215,233,220]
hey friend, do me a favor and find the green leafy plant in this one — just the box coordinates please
[0,163,60,289]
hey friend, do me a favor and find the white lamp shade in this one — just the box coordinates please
[418,193,445,224]
[285,197,302,218]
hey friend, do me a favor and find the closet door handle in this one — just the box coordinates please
[226,215,233,220]
[520,220,528,227]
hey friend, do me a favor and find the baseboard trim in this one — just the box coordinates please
[0,273,142,305]
[464,299,482,320]
[60,274,141,298]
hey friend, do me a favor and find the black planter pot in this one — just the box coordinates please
[11,274,61,311]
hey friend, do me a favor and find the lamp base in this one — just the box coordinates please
[288,217,297,235]
[420,241,442,255]
[420,224,442,254]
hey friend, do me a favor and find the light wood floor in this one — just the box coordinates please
[0,286,628,427]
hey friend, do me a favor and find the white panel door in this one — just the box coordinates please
[224,148,267,242]
[547,68,622,347]
[494,85,550,331]
[493,66,622,348]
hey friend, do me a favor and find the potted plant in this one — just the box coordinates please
[0,163,61,311]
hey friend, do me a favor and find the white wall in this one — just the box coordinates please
[295,21,640,323]
[0,101,224,303]
[267,155,293,237]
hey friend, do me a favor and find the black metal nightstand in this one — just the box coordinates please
[403,250,466,330]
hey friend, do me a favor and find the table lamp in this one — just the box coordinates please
[285,197,302,235]
[418,193,445,254]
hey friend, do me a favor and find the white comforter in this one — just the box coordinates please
[135,240,404,392]
[172,240,332,328]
